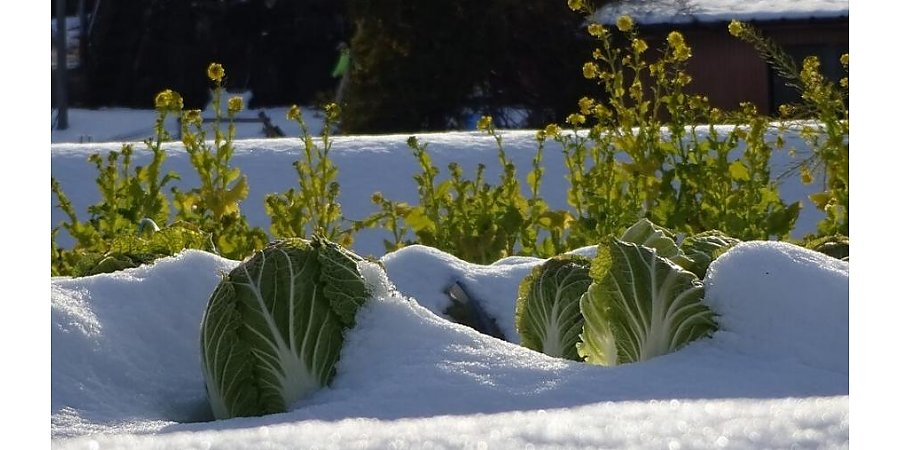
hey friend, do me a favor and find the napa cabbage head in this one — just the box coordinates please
[620,219,740,279]
[577,238,717,366]
[200,236,370,419]
[515,255,592,360]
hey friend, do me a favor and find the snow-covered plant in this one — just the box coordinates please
[577,238,717,366]
[200,236,371,420]
[618,219,740,279]
[678,230,742,279]
[515,255,592,360]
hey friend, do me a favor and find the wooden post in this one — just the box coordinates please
[55,0,69,130]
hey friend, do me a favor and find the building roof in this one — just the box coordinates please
[592,0,849,25]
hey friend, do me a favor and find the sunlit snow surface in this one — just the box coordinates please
[51,241,848,448]
[593,0,849,25]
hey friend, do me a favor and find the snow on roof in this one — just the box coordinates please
[592,0,849,25]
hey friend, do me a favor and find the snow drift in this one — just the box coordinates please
[51,241,848,448]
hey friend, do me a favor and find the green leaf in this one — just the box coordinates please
[577,238,717,366]
[619,218,683,262]
[404,206,435,234]
[200,237,371,419]
[679,231,741,279]
[728,161,750,181]
[515,255,592,360]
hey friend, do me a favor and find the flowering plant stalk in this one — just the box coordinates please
[171,63,268,259]
[729,20,849,237]
[265,103,352,246]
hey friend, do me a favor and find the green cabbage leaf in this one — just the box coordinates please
[577,238,717,366]
[200,236,370,419]
[679,231,742,279]
[515,255,592,360]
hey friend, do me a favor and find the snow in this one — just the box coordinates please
[51,103,324,144]
[52,240,848,448]
[593,0,849,25]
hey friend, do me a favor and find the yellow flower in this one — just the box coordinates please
[616,15,634,32]
[674,44,692,61]
[567,0,584,12]
[592,48,603,60]
[709,108,722,123]
[227,96,244,114]
[154,90,172,111]
[583,62,600,79]
[728,20,744,37]
[170,91,184,111]
[287,105,301,121]
[566,113,586,126]
[477,115,493,131]
[544,123,561,137]
[778,104,794,117]
[588,23,605,37]
[535,129,547,141]
[667,31,684,47]
[632,38,648,54]
[629,80,642,100]
[840,53,849,67]
[207,63,225,83]
[184,109,202,126]
[840,77,848,88]
[154,89,182,112]
[578,97,595,115]
[324,103,341,121]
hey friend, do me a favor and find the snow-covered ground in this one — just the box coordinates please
[48,108,858,447]
[51,104,324,145]
[52,240,849,448]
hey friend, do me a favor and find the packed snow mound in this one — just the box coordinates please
[51,250,238,436]
[50,242,848,447]
[705,241,849,374]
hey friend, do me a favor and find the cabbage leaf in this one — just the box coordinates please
[577,238,717,366]
[679,231,742,279]
[515,255,592,360]
[200,236,369,419]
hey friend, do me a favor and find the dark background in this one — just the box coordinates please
[53,0,595,133]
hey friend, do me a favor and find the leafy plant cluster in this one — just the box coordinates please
[361,13,847,263]
[516,218,737,366]
[727,20,849,237]
[51,11,849,277]
[51,64,346,276]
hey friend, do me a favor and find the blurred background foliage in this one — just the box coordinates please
[56,0,598,132]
